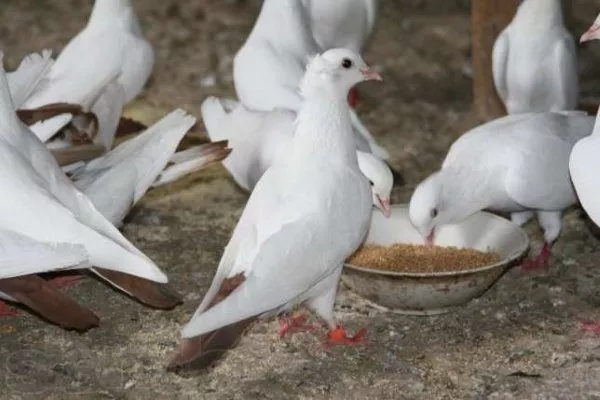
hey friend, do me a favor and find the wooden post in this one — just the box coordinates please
[471,0,520,120]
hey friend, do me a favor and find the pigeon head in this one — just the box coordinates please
[357,152,393,217]
[408,172,445,244]
[300,48,381,100]
[581,13,600,43]
[409,169,484,244]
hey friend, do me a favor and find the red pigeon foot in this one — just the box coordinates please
[347,88,359,108]
[325,326,367,347]
[581,321,600,335]
[48,274,85,288]
[0,300,19,317]
[520,242,551,271]
[278,314,315,338]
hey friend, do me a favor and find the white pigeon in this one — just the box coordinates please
[0,229,100,331]
[233,0,389,160]
[409,111,594,270]
[201,96,392,216]
[570,109,600,228]
[168,49,380,372]
[0,53,169,296]
[21,0,154,149]
[569,15,600,230]
[492,0,578,114]
[301,0,377,53]
[71,110,230,226]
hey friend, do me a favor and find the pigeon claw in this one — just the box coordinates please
[325,326,367,347]
[0,300,19,317]
[347,88,359,108]
[520,242,551,271]
[278,314,315,338]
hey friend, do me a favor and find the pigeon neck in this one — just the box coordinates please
[513,0,563,29]
[87,0,140,33]
[251,0,316,49]
[293,94,358,164]
[438,168,491,221]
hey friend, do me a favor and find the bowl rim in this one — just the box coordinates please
[344,205,530,278]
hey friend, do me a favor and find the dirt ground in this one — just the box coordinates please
[3,0,600,399]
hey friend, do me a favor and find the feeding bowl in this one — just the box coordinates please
[342,204,529,315]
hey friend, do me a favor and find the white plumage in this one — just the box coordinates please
[301,0,377,53]
[201,96,392,215]
[70,110,229,226]
[492,0,578,113]
[0,52,167,284]
[181,49,376,340]
[409,111,594,268]
[21,0,154,149]
[233,0,389,159]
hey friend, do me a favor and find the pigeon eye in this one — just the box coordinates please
[368,180,374,186]
[430,208,438,218]
[341,58,353,69]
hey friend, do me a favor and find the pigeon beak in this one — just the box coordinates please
[581,24,600,43]
[377,196,392,218]
[425,230,435,246]
[360,67,382,81]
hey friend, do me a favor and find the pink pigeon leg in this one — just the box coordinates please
[520,242,551,271]
[278,314,316,338]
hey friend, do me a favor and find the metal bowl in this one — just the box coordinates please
[342,204,529,315]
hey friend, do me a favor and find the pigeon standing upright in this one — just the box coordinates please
[492,0,578,113]
[0,53,180,318]
[570,14,600,229]
[201,96,392,216]
[233,0,391,162]
[409,111,594,270]
[301,0,378,107]
[168,48,380,373]
[20,0,154,150]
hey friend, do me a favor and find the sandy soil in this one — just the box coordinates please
[3,0,600,399]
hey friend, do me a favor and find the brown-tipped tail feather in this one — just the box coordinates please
[18,102,99,145]
[51,144,106,166]
[17,103,87,125]
[0,275,99,332]
[92,268,183,310]
[167,273,256,374]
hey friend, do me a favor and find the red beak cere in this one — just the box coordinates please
[360,68,383,81]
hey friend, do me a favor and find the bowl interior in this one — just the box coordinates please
[349,205,529,275]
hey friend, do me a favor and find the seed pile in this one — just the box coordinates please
[347,243,501,273]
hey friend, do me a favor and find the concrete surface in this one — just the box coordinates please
[2,0,600,399]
